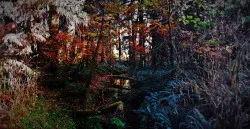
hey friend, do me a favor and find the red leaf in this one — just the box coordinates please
[135,45,145,52]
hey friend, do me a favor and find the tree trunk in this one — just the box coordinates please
[167,0,174,67]
[118,29,122,61]
[138,0,145,68]
[83,4,105,109]
[129,20,136,67]
[151,28,157,69]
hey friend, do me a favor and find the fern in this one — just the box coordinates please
[136,80,213,129]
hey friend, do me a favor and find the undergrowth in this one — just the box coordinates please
[22,98,76,129]
[136,80,213,129]
[74,115,126,129]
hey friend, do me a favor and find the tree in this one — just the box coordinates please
[0,0,89,126]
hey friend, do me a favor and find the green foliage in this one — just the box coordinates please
[114,89,119,99]
[179,15,213,30]
[74,116,125,129]
[206,38,220,46]
[143,0,160,8]
[23,99,76,129]
[75,115,103,129]
[110,118,126,129]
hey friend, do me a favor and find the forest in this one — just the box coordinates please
[0,0,250,129]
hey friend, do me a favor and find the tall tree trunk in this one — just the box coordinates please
[138,0,145,68]
[150,11,158,69]
[167,0,174,67]
[118,29,122,61]
[83,4,105,109]
[129,20,136,67]
[151,28,157,69]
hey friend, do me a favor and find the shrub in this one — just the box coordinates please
[110,117,126,129]
[23,99,76,129]
[0,59,38,128]
[74,115,103,129]
[136,80,213,129]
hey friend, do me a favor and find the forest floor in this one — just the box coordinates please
[37,82,129,129]
[33,66,250,129]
